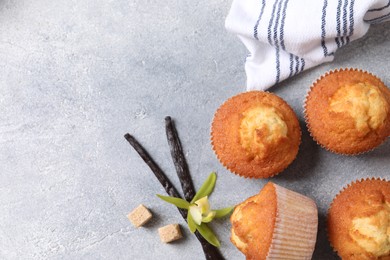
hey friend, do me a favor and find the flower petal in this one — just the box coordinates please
[187,212,197,233]
[195,196,210,214]
[189,205,202,225]
[191,172,216,203]
[202,211,216,223]
[156,194,190,209]
[196,223,220,248]
[214,206,235,218]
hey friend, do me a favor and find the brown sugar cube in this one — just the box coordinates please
[158,224,183,243]
[127,204,152,227]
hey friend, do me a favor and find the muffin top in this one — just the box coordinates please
[329,82,388,134]
[239,105,288,160]
[327,178,390,259]
[230,182,277,259]
[211,91,301,178]
[305,68,390,154]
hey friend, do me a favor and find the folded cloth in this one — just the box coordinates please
[225,0,390,90]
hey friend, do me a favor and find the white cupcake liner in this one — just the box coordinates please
[266,184,318,260]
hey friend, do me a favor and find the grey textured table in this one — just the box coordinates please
[0,1,389,259]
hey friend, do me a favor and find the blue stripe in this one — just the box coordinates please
[254,0,266,40]
[273,0,284,84]
[341,0,348,46]
[275,48,281,83]
[335,0,342,48]
[321,0,329,56]
[300,58,305,72]
[280,0,292,78]
[346,0,355,44]
[364,12,390,23]
[267,0,279,45]
[273,0,283,48]
[289,54,294,77]
[370,14,390,24]
[280,0,290,50]
[368,0,390,12]
[294,56,299,76]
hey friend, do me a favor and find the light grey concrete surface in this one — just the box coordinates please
[0,0,389,259]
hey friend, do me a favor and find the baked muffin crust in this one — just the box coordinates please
[305,68,390,154]
[231,182,318,259]
[329,82,388,135]
[230,182,277,259]
[239,105,288,160]
[211,91,301,178]
[351,204,390,257]
[328,178,390,259]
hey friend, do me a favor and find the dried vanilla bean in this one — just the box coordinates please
[124,133,225,260]
[165,116,196,201]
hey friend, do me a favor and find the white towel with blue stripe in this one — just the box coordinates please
[225,0,390,90]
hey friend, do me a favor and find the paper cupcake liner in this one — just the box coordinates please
[210,90,301,179]
[326,177,390,257]
[303,68,389,155]
[330,177,389,200]
[266,184,318,259]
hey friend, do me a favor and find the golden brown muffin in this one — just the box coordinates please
[328,178,390,260]
[231,182,318,260]
[211,91,301,178]
[304,68,390,155]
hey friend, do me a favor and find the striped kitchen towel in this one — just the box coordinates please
[225,0,390,90]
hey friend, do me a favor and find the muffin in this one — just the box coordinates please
[304,68,390,155]
[327,178,390,260]
[211,91,301,178]
[230,182,318,259]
